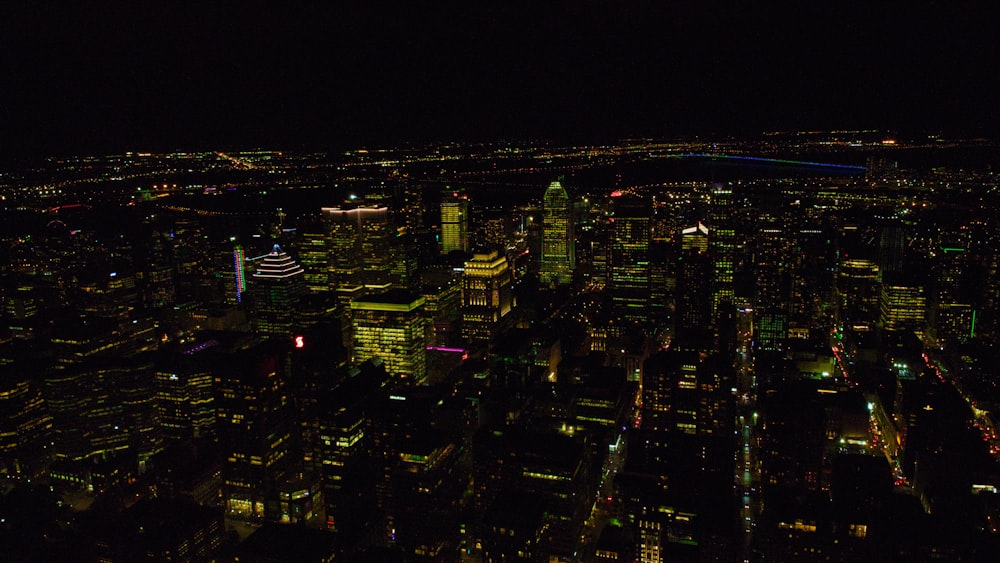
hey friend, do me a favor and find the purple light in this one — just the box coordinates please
[183,339,220,355]
[426,346,466,353]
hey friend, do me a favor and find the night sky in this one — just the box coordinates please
[2,3,997,156]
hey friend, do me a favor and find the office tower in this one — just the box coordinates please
[156,351,216,442]
[591,229,609,288]
[369,386,472,558]
[4,284,37,323]
[755,226,793,311]
[876,222,907,282]
[421,276,462,347]
[250,244,306,337]
[76,269,140,324]
[540,180,575,285]
[609,194,652,326]
[878,275,926,336]
[642,349,699,434]
[440,189,470,254]
[708,184,736,314]
[0,355,51,478]
[136,230,176,311]
[649,240,671,330]
[754,225,792,354]
[213,340,295,522]
[297,225,330,293]
[461,251,515,345]
[400,181,425,235]
[44,352,161,462]
[315,367,379,534]
[321,205,395,291]
[928,246,974,347]
[635,350,737,558]
[837,258,880,328]
[681,222,709,253]
[476,209,514,252]
[675,245,714,348]
[349,290,429,386]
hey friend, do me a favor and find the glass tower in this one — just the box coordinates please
[609,194,651,326]
[350,290,429,385]
[540,181,575,285]
[440,190,470,254]
[250,244,306,337]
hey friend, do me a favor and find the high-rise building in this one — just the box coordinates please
[0,354,51,478]
[321,205,395,292]
[675,246,714,341]
[400,181,425,235]
[540,181,575,285]
[44,352,161,462]
[315,366,382,534]
[609,194,652,326]
[878,275,926,336]
[876,223,907,282]
[681,222,709,253]
[296,225,330,293]
[708,184,736,314]
[461,251,515,345]
[213,340,295,522]
[837,258,880,328]
[755,226,792,312]
[929,246,974,346]
[440,190,470,254]
[156,351,216,442]
[250,244,306,337]
[350,290,429,386]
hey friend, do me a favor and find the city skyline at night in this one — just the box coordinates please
[3,4,1000,563]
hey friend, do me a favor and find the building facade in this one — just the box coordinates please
[540,180,575,286]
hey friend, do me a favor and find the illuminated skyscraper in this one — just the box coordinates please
[675,245,713,339]
[0,356,51,477]
[214,340,295,522]
[878,275,926,336]
[876,222,907,282]
[400,181,425,235]
[156,352,216,441]
[754,224,793,354]
[708,184,736,313]
[681,222,709,253]
[609,194,651,325]
[321,205,394,292]
[461,251,514,344]
[350,290,429,385]
[319,205,396,350]
[837,258,880,328]
[297,225,330,293]
[929,245,973,346]
[250,244,306,337]
[540,181,575,285]
[440,190,470,254]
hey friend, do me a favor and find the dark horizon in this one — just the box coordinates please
[2,3,997,158]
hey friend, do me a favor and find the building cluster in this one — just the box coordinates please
[2,149,1000,562]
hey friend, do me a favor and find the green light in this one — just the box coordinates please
[971,309,977,338]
